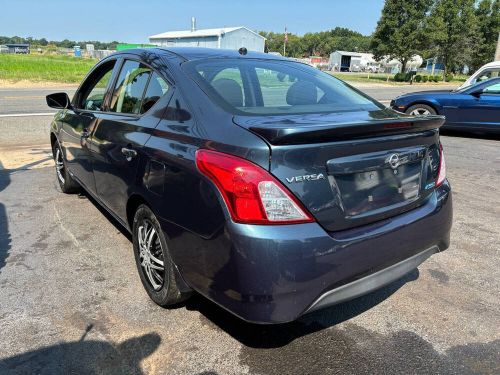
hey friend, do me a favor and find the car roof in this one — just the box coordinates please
[114,47,289,62]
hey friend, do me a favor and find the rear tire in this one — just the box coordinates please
[405,104,437,116]
[132,204,188,306]
[53,140,80,194]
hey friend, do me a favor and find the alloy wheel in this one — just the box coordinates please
[410,108,431,116]
[55,147,65,185]
[137,220,165,291]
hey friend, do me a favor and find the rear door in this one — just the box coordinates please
[58,59,117,193]
[91,58,172,221]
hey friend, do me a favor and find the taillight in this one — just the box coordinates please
[195,149,314,225]
[436,143,446,187]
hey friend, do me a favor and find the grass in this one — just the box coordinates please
[331,72,468,84]
[332,72,394,83]
[0,54,97,83]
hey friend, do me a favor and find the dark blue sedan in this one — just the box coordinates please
[391,77,500,135]
[46,47,452,323]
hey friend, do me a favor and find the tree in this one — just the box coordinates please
[370,0,432,72]
[427,0,478,75]
[259,27,371,58]
[471,0,500,70]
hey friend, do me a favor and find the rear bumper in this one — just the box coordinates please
[304,245,437,314]
[192,182,452,324]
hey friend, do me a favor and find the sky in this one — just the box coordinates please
[0,0,384,42]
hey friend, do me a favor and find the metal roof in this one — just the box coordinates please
[149,26,265,40]
[332,50,363,57]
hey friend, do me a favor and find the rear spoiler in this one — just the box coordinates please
[245,116,445,145]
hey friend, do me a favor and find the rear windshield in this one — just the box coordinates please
[183,58,382,116]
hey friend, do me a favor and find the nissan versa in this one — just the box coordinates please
[46,47,452,324]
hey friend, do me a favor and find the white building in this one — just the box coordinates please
[149,22,266,52]
[329,50,423,73]
[329,51,363,72]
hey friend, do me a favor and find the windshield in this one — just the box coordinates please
[184,58,382,116]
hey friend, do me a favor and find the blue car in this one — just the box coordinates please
[391,77,500,135]
[46,48,452,324]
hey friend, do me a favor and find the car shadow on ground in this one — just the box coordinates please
[184,269,420,349]
[0,325,161,375]
[0,157,53,275]
[80,190,132,241]
[0,161,11,274]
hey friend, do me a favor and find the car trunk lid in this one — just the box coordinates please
[234,109,445,231]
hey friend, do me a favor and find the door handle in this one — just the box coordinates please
[121,147,137,161]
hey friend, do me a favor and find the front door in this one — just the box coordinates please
[59,60,117,193]
[455,80,500,131]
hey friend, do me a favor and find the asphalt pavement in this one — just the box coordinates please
[0,87,77,116]
[0,83,498,374]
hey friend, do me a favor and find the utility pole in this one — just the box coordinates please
[495,32,500,61]
[283,26,288,57]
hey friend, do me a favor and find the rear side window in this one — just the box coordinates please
[109,60,151,114]
[141,72,169,113]
[109,60,170,114]
[184,59,380,116]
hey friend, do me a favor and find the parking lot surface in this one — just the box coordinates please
[0,85,498,374]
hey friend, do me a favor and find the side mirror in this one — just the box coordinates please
[470,90,483,98]
[46,92,71,109]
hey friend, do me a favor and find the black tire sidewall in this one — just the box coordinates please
[54,141,69,192]
[53,140,79,193]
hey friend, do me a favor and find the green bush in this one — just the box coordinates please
[434,75,442,82]
[444,73,454,82]
[422,75,429,82]
[404,72,413,82]
[414,75,422,82]
[393,73,404,82]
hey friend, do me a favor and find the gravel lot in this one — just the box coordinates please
[0,85,498,374]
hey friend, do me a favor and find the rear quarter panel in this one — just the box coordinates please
[141,57,271,296]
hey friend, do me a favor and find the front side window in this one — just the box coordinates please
[185,59,380,116]
[109,60,152,114]
[79,61,115,111]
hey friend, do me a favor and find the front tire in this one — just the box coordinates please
[53,140,80,194]
[406,104,437,116]
[132,205,187,306]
